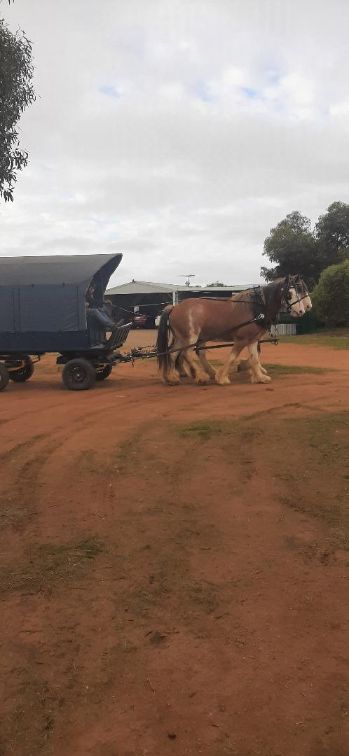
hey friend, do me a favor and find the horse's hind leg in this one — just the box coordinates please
[197,348,216,380]
[179,347,215,382]
[176,353,195,379]
[183,346,211,384]
[164,337,185,384]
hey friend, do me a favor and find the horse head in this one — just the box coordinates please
[283,275,312,317]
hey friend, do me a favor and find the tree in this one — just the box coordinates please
[312,260,349,327]
[0,15,35,201]
[315,202,349,268]
[261,211,319,285]
[206,281,225,287]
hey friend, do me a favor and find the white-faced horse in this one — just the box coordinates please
[156,276,311,385]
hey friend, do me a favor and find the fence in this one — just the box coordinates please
[271,323,297,337]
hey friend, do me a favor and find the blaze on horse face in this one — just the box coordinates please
[285,276,312,318]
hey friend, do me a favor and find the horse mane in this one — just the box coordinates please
[261,278,287,322]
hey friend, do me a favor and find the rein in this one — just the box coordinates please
[132,333,278,363]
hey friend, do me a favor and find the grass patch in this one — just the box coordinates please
[177,411,349,551]
[280,331,349,349]
[262,412,349,546]
[192,359,333,375]
[178,419,235,439]
[185,580,220,615]
[263,363,332,375]
[0,434,49,462]
[112,422,154,472]
[1,536,105,595]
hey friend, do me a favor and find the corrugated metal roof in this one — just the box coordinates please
[184,285,256,292]
[107,280,178,295]
[107,280,257,295]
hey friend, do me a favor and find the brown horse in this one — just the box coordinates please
[156,276,311,385]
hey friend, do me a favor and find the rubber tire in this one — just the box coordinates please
[0,363,10,391]
[62,359,96,391]
[96,364,113,381]
[9,357,34,383]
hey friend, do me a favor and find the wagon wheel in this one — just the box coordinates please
[96,364,113,381]
[62,359,96,391]
[0,363,10,391]
[9,356,34,383]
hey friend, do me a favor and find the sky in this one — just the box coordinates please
[1,0,349,288]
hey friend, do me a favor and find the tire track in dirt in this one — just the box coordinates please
[1,344,349,755]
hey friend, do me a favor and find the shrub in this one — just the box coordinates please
[312,260,349,326]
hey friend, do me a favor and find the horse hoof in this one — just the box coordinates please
[250,375,271,384]
[196,377,210,385]
[216,377,231,386]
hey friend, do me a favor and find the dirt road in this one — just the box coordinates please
[1,334,349,756]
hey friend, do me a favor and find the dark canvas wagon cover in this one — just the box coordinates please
[0,253,122,353]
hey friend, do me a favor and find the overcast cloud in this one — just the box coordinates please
[1,0,349,287]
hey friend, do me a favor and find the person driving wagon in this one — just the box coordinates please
[85,281,116,348]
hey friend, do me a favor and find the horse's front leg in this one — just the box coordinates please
[215,344,244,385]
[247,342,271,383]
[257,342,268,375]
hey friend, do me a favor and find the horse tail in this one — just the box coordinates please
[156,305,173,375]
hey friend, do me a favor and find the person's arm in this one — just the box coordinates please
[87,307,115,329]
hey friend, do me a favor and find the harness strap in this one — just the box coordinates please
[283,292,309,312]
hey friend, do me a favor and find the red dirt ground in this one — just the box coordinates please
[1,333,349,756]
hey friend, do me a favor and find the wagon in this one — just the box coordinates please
[0,253,132,391]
